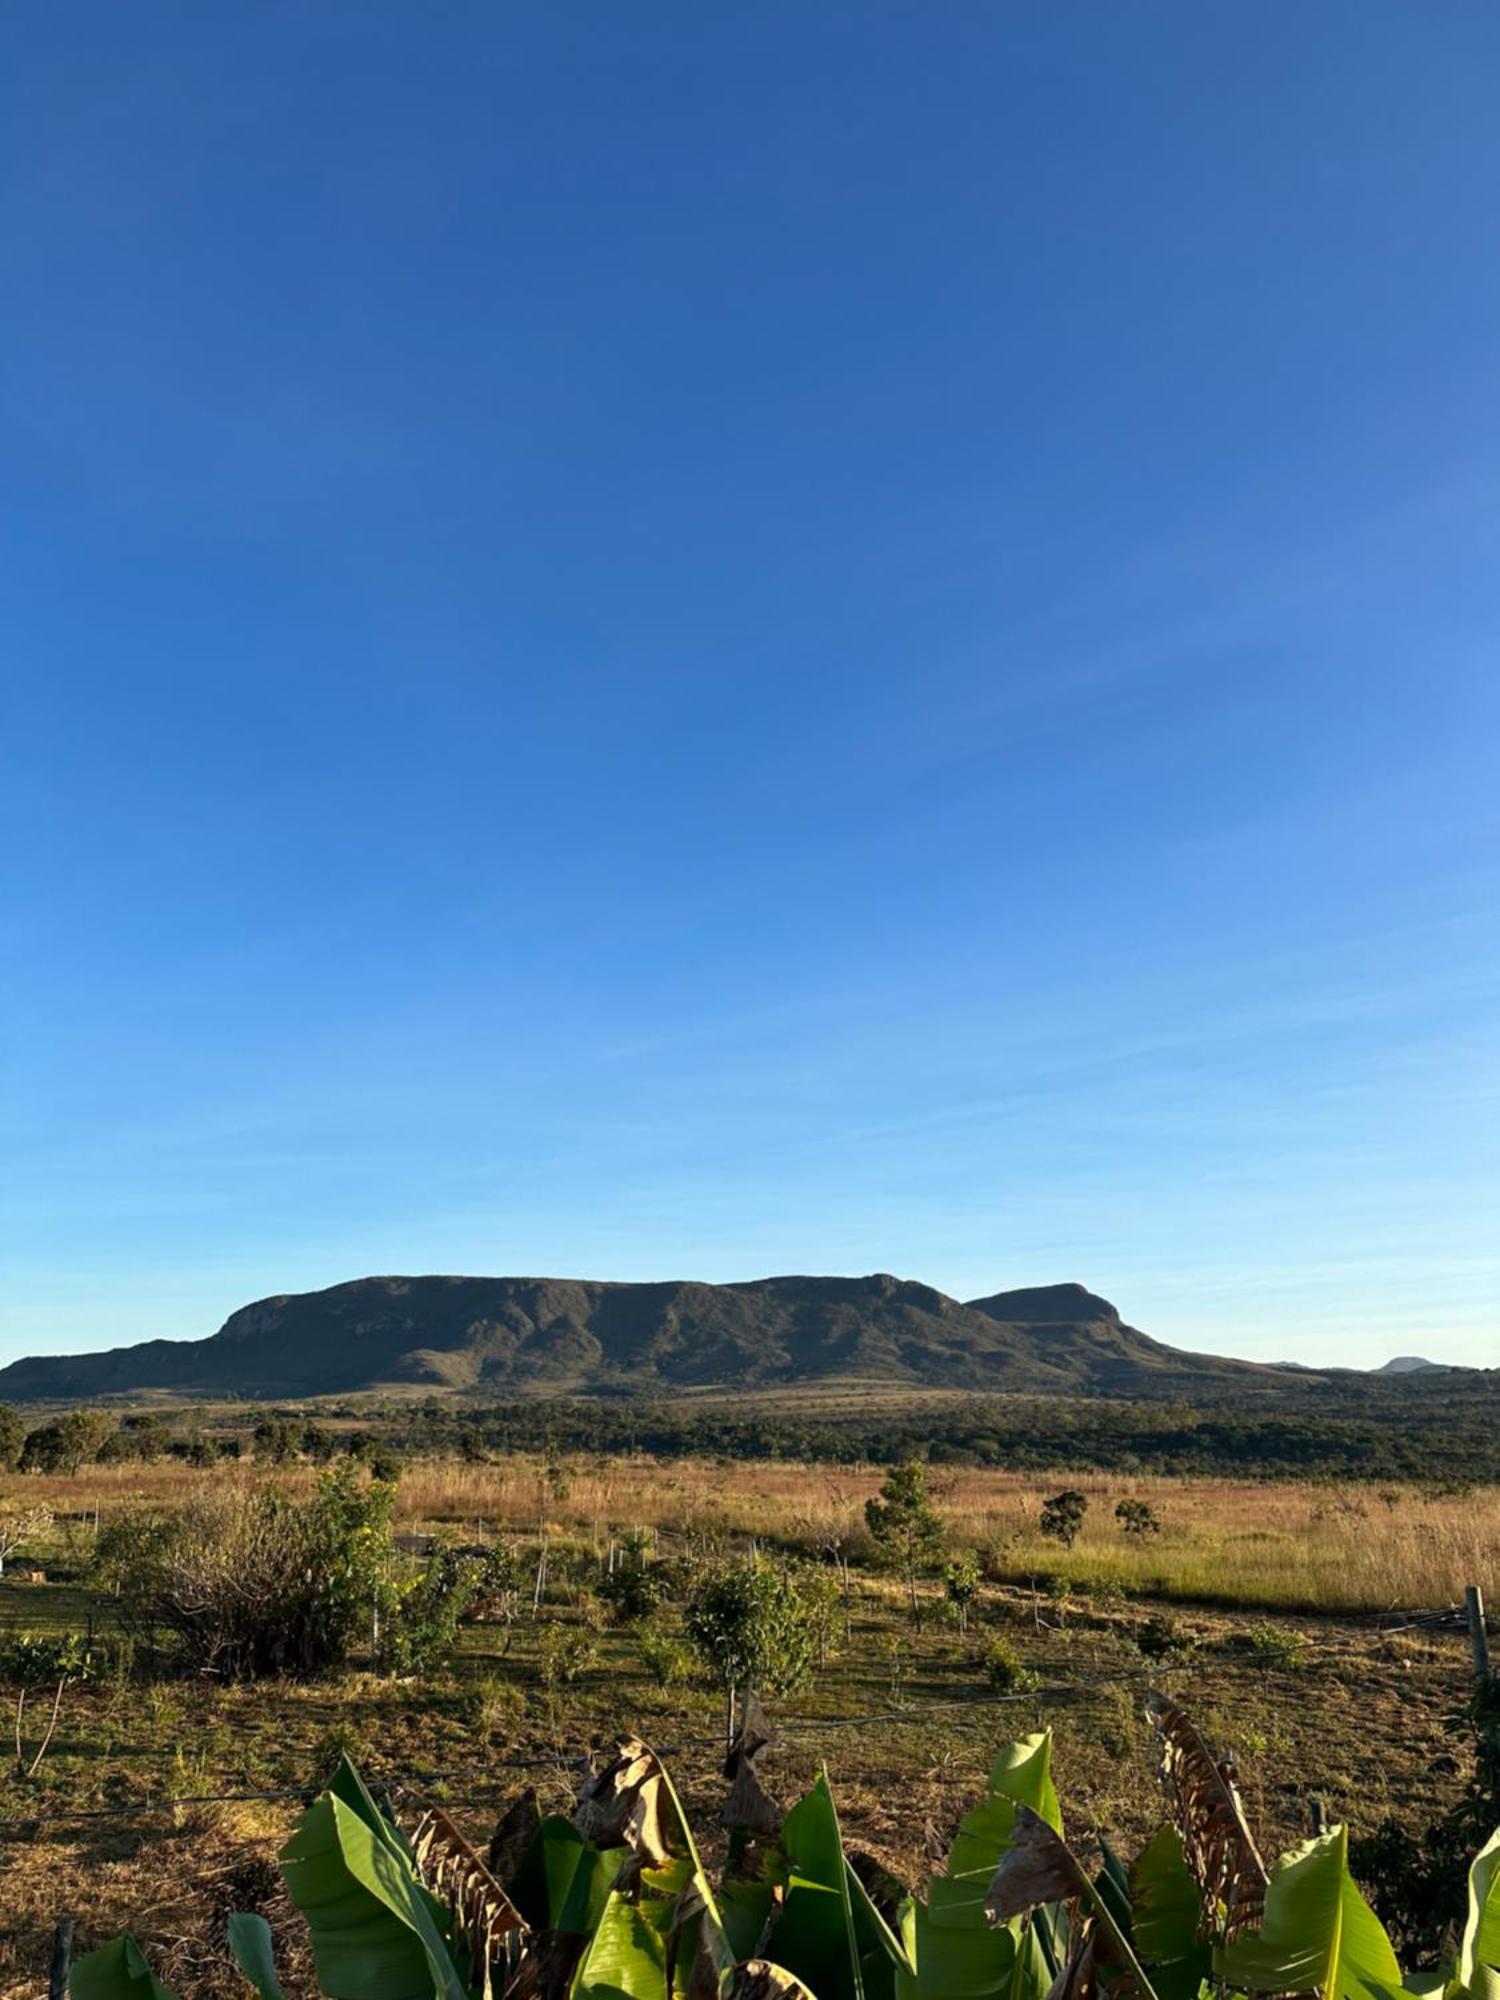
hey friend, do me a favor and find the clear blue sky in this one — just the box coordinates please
[3,3,1497,1371]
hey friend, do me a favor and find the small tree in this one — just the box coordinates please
[57,1410,112,1475]
[0,1503,52,1576]
[1039,1489,1088,1550]
[118,1415,172,1463]
[1115,1498,1160,1539]
[0,1407,24,1473]
[1,1632,98,1778]
[943,1552,982,1635]
[795,1563,845,1666]
[864,1460,945,1618]
[685,1561,812,1742]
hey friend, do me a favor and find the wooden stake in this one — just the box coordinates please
[1466,1585,1493,1683]
[48,1918,72,2000]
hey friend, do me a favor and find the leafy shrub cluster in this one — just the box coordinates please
[93,1464,473,1681]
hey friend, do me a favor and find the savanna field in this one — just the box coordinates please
[1,1442,1496,1997]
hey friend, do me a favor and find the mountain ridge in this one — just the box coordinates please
[0,1270,1356,1403]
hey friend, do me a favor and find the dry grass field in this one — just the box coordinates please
[0,1452,1493,1997]
[17,1451,1498,1611]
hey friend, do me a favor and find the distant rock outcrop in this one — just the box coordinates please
[0,1270,1332,1403]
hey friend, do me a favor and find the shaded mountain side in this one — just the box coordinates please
[0,1271,1344,1403]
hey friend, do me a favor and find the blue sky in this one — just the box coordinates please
[3,3,1498,1370]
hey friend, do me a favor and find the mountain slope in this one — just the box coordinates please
[0,1271,1332,1403]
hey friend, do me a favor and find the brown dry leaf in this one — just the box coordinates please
[986,1804,1089,1922]
[723,1695,782,1842]
[488,1786,542,1886]
[573,1736,673,1866]
[1046,1923,1103,2000]
[408,1803,528,2000]
[1143,1691,1268,1938]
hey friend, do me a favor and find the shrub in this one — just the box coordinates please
[1039,1490,1088,1548]
[684,1561,813,1701]
[99,1464,403,1681]
[380,1549,484,1676]
[978,1634,1035,1692]
[1114,1498,1160,1538]
[0,1502,52,1576]
[943,1552,982,1634]
[1135,1612,1194,1659]
[794,1562,846,1664]
[1241,1622,1308,1671]
[637,1632,694,1688]
[598,1556,670,1624]
[535,1624,599,1689]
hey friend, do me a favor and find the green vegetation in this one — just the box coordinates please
[683,1561,815,1720]
[1039,1489,1088,1548]
[71,1703,1500,2000]
[1,1443,1494,1993]
[94,1464,480,1680]
[865,1461,946,1615]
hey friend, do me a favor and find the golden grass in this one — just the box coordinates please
[13,1454,1497,1615]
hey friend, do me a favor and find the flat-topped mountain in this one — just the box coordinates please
[0,1271,1334,1403]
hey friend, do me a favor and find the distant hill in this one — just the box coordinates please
[1375,1355,1448,1375]
[0,1271,1344,1403]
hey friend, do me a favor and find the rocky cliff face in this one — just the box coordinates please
[0,1270,1322,1402]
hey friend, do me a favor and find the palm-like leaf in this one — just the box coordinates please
[69,1936,182,2000]
[1145,1692,1268,1939]
[898,1732,1061,2000]
[279,1757,468,2000]
[1460,1828,1500,2000]
[1217,1826,1403,2000]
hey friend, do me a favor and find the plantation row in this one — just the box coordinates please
[67,1690,1500,2000]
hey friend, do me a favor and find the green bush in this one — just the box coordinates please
[97,1464,445,1682]
[1136,1611,1195,1658]
[979,1633,1035,1691]
[683,1560,813,1698]
[1039,1489,1088,1548]
[535,1624,600,1689]
[636,1632,694,1688]
[1115,1498,1161,1537]
[598,1556,670,1624]
[1241,1622,1308,1670]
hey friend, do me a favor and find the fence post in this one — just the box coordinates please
[48,1918,72,2000]
[1466,1586,1493,1683]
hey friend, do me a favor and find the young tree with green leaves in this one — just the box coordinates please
[864,1459,946,1618]
[684,1560,812,1742]
[944,1550,982,1634]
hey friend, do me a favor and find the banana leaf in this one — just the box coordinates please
[1128,1829,1210,2000]
[898,1732,1061,2000]
[508,1816,627,1936]
[573,1889,670,2000]
[227,1913,286,2000]
[1217,1827,1404,2000]
[70,1937,182,2000]
[279,1757,468,2000]
[1460,1828,1500,2000]
[767,1772,911,2000]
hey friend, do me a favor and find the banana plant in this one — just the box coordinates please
[1461,1829,1500,2000]
[63,1701,1500,2000]
[895,1730,1060,2000]
[1216,1827,1404,2000]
